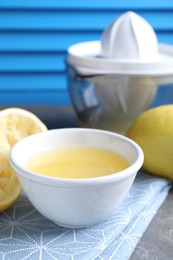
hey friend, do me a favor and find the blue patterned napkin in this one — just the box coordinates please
[0,171,171,260]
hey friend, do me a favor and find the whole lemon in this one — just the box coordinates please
[126,105,173,179]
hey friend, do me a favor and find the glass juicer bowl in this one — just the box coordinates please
[67,66,159,134]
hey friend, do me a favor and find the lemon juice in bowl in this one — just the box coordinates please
[25,147,129,179]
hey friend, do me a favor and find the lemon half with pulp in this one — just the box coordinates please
[0,107,47,211]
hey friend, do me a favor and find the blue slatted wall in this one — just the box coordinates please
[0,0,173,104]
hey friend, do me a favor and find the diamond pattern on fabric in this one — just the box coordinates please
[0,171,171,260]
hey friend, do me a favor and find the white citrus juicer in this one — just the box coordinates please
[67,12,173,133]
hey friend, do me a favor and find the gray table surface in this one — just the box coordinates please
[0,104,173,260]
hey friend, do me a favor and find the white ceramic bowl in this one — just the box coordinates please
[10,128,144,229]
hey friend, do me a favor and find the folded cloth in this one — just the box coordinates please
[0,171,171,260]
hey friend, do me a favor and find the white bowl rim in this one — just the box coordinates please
[10,128,144,187]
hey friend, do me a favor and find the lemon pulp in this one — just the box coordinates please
[0,107,47,211]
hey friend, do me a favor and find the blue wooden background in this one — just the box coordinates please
[0,0,173,104]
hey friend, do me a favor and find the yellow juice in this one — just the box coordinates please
[26,147,129,179]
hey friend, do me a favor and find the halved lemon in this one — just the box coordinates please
[0,146,21,212]
[0,107,47,150]
[0,107,48,211]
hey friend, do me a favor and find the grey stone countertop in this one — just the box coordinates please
[0,104,173,260]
